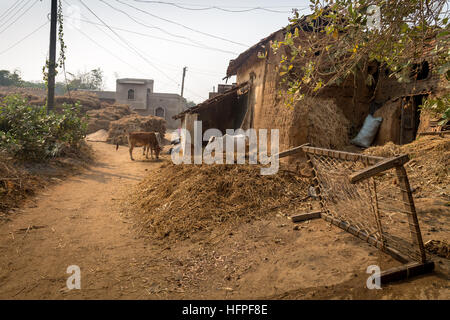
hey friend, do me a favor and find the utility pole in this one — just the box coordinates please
[180,66,187,98]
[47,0,58,113]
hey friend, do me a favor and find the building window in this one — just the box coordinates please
[155,107,165,119]
[410,61,430,80]
[128,89,135,100]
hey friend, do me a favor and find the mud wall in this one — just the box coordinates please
[235,31,353,155]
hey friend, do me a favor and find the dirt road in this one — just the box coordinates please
[0,142,448,299]
[0,142,162,299]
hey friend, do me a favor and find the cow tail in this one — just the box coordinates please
[116,142,119,151]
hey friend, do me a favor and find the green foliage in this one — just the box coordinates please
[420,94,450,125]
[0,95,87,160]
[66,68,104,91]
[273,0,449,106]
[186,100,196,108]
[0,70,23,86]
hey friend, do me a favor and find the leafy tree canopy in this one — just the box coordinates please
[66,68,104,91]
[273,0,449,106]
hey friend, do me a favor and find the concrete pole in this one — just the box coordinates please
[47,0,58,113]
[180,66,187,98]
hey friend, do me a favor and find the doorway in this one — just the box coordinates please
[400,94,427,144]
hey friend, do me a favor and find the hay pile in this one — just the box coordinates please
[0,88,103,113]
[305,98,350,149]
[0,86,46,100]
[129,163,309,240]
[86,104,132,134]
[283,97,350,156]
[364,136,449,197]
[107,114,166,145]
[86,129,109,142]
[29,91,102,113]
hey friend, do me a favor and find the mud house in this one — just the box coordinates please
[227,29,448,150]
[88,78,188,129]
[176,19,448,157]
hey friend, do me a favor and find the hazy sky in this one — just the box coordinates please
[0,0,311,103]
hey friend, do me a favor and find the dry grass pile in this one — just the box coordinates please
[29,91,102,113]
[364,136,449,197]
[86,104,132,134]
[129,163,309,240]
[0,89,101,113]
[0,86,45,100]
[107,114,166,145]
[424,240,449,259]
[305,98,350,149]
[0,154,43,217]
[285,97,350,154]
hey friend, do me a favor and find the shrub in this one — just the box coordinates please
[420,94,450,126]
[0,94,87,160]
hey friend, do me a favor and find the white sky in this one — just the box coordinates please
[0,0,311,103]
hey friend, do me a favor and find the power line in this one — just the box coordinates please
[99,0,203,45]
[76,0,211,100]
[73,23,206,100]
[76,15,225,78]
[90,1,238,55]
[68,19,153,80]
[88,0,204,99]
[0,0,24,20]
[63,0,177,89]
[114,0,248,47]
[69,14,227,77]
[0,0,30,30]
[99,0,231,53]
[0,0,39,35]
[131,0,306,13]
[0,20,48,56]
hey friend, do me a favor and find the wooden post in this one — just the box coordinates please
[274,143,309,159]
[395,165,427,262]
[301,146,384,165]
[291,211,322,223]
[380,261,434,284]
[349,155,409,184]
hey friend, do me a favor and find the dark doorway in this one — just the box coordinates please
[400,94,427,144]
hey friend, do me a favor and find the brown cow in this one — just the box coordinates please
[116,132,162,161]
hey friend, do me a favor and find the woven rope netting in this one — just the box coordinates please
[308,153,424,262]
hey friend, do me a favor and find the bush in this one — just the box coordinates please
[420,94,450,126]
[0,94,87,160]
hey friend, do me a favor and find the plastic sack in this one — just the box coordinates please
[350,114,383,148]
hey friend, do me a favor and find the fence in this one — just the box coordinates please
[301,146,427,264]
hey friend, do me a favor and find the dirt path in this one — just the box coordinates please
[0,142,448,299]
[0,142,164,299]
